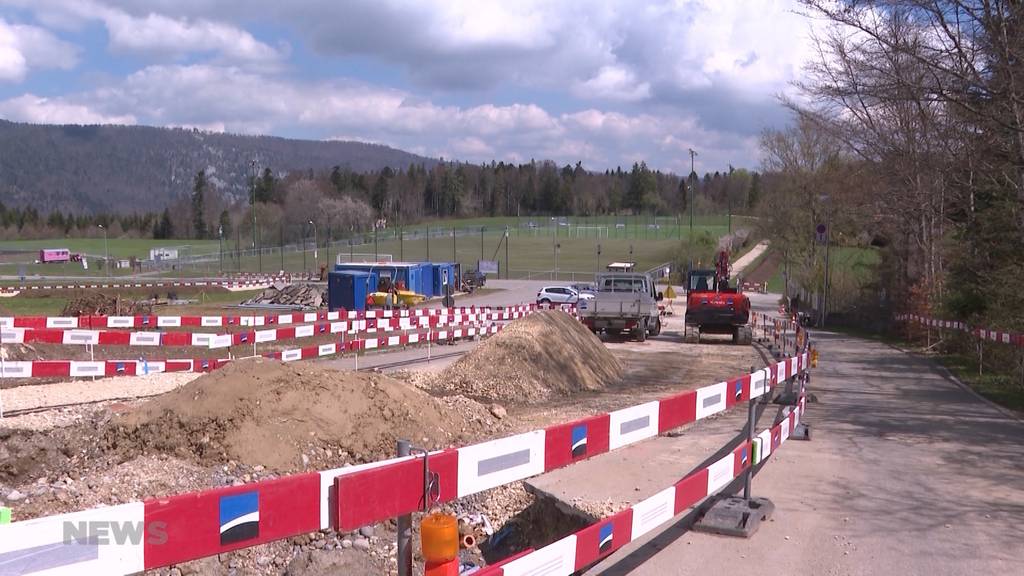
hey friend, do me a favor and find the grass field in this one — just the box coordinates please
[1,215,752,281]
[768,246,880,295]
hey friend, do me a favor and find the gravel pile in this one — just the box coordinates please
[242,283,326,308]
[61,290,153,316]
[430,310,623,404]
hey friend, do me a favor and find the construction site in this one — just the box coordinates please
[0,242,818,574]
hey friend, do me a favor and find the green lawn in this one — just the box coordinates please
[0,295,69,316]
[768,245,880,295]
[0,238,220,259]
[936,355,1024,413]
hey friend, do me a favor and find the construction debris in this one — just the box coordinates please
[242,283,327,308]
[61,291,152,316]
[431,310,623,404]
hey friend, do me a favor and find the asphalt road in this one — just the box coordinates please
[585,302,1024,575]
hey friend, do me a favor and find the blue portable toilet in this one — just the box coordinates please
[432,263,456,296]
[328,270,373,312]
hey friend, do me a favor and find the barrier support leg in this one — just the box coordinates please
[397,439,412,576]
[694,370,774,538]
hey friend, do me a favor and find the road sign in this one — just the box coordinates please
[815,223,827,244]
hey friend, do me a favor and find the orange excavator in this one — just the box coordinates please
[683,250,752,344]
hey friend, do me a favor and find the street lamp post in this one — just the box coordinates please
[218,225,224,274]
[98,224,108,277]
[309,220,318,273]
[250,159,260,273]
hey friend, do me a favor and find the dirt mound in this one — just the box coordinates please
[104,358,470,471]
[61,291,152,316]
[433,310,622,404]
[243,283,326,308]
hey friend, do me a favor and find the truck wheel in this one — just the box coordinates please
[738,326,753,345]
[634,319,647,342]
[683,326,699,344]
[649,317,662,337]
[607,328,622,337]
[732,327,740,344]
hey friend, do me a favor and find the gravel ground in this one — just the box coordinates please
[1,371,199,414]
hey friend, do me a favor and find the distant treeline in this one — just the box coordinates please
[2,160,762,243]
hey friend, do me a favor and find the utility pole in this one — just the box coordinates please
[218,225,223,274]
[504,226,509,279]
[250,159,261,274]
[480,226,485,262]
[98,224,108,277]
[309,220,317,273]
[688,148,697,271]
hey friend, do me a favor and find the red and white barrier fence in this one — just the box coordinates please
[0,304,536,330]
[477,398,806,575]
[897,313,1022,347]
[0,340,810,574]
[0,309,532,349]
[0,278,282,294]
[0,322,501,379]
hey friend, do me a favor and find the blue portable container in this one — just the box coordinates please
[328,270,373,312]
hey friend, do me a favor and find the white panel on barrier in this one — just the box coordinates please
[47,317,78,329]
[695,382,727,419]
[789,357,799,376]
[326,312,340,321]
[129,332,161,347]
[0,327,25,344]
[706,453,735,494]
[200,316,222,327]
[408,333,420,344]
[0,317,12,328]
[750,369,767,399]
[209,335,233,349]
[303,313,318,323]
[157,316,181,328]
[0,502,145,575]
[0,361,32,377]
[608,401,660,450]
[1003,333,1011,344]
[139,361,165,375]
[501,535,577,576]
[295,325,315,339]
[774,360,788,383]
[781,418,791,442]
[457,430,546,497]
[255,329,277,343]
[387,335,400,347]
[70,362,105,377]
[190,333,213,347]
[318,343,336,356]
[281,349,303,362]
[630,486,676,540]
[756,430,772,463]
[330,322,347,334]
[436,331,448,340]
[364,339,378,350]
[278,315,294,325]
[108,317,134,328]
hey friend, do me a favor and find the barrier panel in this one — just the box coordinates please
[0,278,280,294]
[0,304,537,330]
[0,321,502,379]
[0,309,532,349]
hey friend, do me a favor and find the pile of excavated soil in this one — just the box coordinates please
[61,290,152,316]
[432,310,623,404]
[103,358,475,471]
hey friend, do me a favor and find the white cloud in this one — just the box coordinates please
[0,18,77,81]
[573,65,651,102]
[1,0,285,66]
[0,93,135,124]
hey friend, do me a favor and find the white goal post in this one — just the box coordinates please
[336,253,394,264]
[573,226,610,238]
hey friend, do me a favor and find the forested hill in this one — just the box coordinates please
[0,120,434,214]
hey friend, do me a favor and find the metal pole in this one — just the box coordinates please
[452,226,456,263]
[481,226,485,262]
[374,226,379,261]
[744,365,757,500]
[504,227,509,279]
[823,205,831,328]
[311,221,318,271]
[396,439,412,576]
[400,226,404,261]
[426,226,430,261]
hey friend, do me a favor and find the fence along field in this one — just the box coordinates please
[0,214,753,281]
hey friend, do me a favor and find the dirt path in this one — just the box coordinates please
[744,248,781,285]
[585,328,1024,575]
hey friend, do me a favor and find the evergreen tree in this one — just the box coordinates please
[192,170,207,239]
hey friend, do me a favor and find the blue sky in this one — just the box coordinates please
[0,0,817,174]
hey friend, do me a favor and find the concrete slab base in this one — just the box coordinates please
[693,496,774,538]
